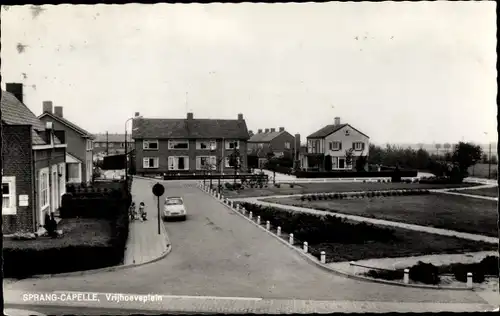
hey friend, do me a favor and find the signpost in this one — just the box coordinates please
[152,182,165,235]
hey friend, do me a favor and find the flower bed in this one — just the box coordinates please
[299,189,431,201]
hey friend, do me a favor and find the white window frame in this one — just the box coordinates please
[196,156,216,170]
[225,156,241,168]
[120,143,125,148]
[2,176,16,215]
[86,139,93,150]
[168,140,189,150]
[284,142,291,149]
[225,140,240,150]
[58,163,66,197]
[39,169,50,211]
[329,141,341,151]
[354,142,363,151]
[197,140,216,150]
[143,139,159,150]
[94,143,100,148]
[168,156,190,170]
[143,157,159,169]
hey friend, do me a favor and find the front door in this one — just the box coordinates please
[178,157,185,170]
[339,158,345,169]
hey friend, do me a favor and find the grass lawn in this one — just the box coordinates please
[222,182,478,198]
[3,218,114,250]
[241,202,497,263]
[468,163,498,179]
[451,186,498,198]
[261,193,498,237]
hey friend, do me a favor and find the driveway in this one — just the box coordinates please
[4,178,492,305]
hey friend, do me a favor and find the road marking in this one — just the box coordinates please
[53,291,263,301]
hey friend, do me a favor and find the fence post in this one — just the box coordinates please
[257,216,261,225]
[289,233,294,245]
[320,251,326,264]
[249,211,253,220]
[467,272,473,288]
[403,269,410,284]
[277,226,281,237]
[303,241,308,253]
[349,262,355,275]
[266,220,270,230]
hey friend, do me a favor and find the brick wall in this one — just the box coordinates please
[1,124,35,234]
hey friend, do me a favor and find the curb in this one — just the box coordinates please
[15,217,173,280]
[197,182,476,291]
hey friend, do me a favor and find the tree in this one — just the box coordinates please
[491,155,498,165]
[452,142,482,179]
[435,143,442,155]
[355,155,368,172]
[443,143,451,153]
[482,154,489,164]
[345,148,354,169]
[228,144,242,185]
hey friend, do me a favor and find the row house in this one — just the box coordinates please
[247,127,300,168]
[92,133,133,159]
[2,83,67,234]
[132,112,250,175]
[38,102,95,183]
[301,117,370,171]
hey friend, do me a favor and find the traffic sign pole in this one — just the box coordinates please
[157,195,160,235]
[152,182,165,236]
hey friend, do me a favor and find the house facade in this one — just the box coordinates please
[93,133,133,158]
[303,117,370,171]
[2,84,67,234]
[132,112,249,176]
[38,103,94,183]
[247,127,300,168]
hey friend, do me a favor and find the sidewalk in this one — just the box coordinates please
[123,180,170,266]
[243,199,498,244]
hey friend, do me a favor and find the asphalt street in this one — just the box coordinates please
[4,178,493,305]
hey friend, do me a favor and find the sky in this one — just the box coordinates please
[1,2,497,145]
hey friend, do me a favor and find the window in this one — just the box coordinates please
[86,140,93,150]
[329,141,341,151]
[354,142,364,151]
[168,156,189,170]
[40,171,49,210]
[258,143,264,149]
[59,164,65,196]
[94,143,99,148]
[2,177,16,215]
[197,140,216,150]
[225,140,239,150]
[284,142,291,149]
[168,140,189,149]
[143,157,159,169]
[344,130,350,136]
[120,143,124,148]
[143,140,159,150]
[196,156,216,170]
[225,156,241,168]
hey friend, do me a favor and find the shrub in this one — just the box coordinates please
[290,183,295,188]
[233,183,242,190]
[377,179,381,183]
[225,182,233,190]
[409,261,440,285]
[333,193,339,199]
[307,196,312,201]
[274,183,281,188]
[311,195,317,201]
[366,269,404,281]
[450,256,498,283]
[300,196,306,201]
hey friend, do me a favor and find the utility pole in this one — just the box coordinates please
[488,142,492,179]
[106,131,109,156]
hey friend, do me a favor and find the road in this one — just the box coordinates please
[4,178,493,306]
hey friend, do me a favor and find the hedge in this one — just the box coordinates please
[294,170,417,178]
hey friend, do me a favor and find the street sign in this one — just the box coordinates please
[152,183,165,197]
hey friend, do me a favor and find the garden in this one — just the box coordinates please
[3,179,132,278]
[261,190,498,237]
[236,203,497,264]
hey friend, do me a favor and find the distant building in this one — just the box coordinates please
[93,133,133,156]
[247,127,300,168]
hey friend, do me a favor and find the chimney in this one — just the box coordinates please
[43,101,53,114]
[279,127,285,132]
[6,83,23,103]
[334,117,341,125]
[265,128,270,133]
[135,112,140,117]
[270,128,276,133]
[248,130,254,137]
[258,129,263,134]
[54,106,63,117]
[238,113,243,120]
[187,112,193,120]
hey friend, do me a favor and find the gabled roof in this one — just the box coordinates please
[38,111,94,139]
[93,133,132,143]
[248,131,286,143]
[132,117,249,140]
[1,90,61,145]
[307,123,369,139]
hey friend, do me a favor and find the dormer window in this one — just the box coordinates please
[344,130,350,136]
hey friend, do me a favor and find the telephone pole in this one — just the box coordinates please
[106,131,109,156]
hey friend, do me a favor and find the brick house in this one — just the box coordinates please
[303,117,370,171]
[132,112,249,176]
[2,84,67,234]
[247,127,300,168]
[92,133,133,158]
[38,102,94,183]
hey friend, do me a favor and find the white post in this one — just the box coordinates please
[467,272,473,288]
[266,221,270,230]
[277,226,281,237]
[349,262,355,275]
[257,216,261,225]
[249,211,253,220]
[303,241,308,253]
[320,251,326,264]
[403,269,410,284]
[289,233,294,244]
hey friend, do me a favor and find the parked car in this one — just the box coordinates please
[163,197,187,221]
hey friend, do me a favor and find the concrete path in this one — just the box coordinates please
[123,179,170,266]
[3,290,496,313]
[431,190,498,201]
[239,199,498,244]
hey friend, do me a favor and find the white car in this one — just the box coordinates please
[163,197,187,221]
